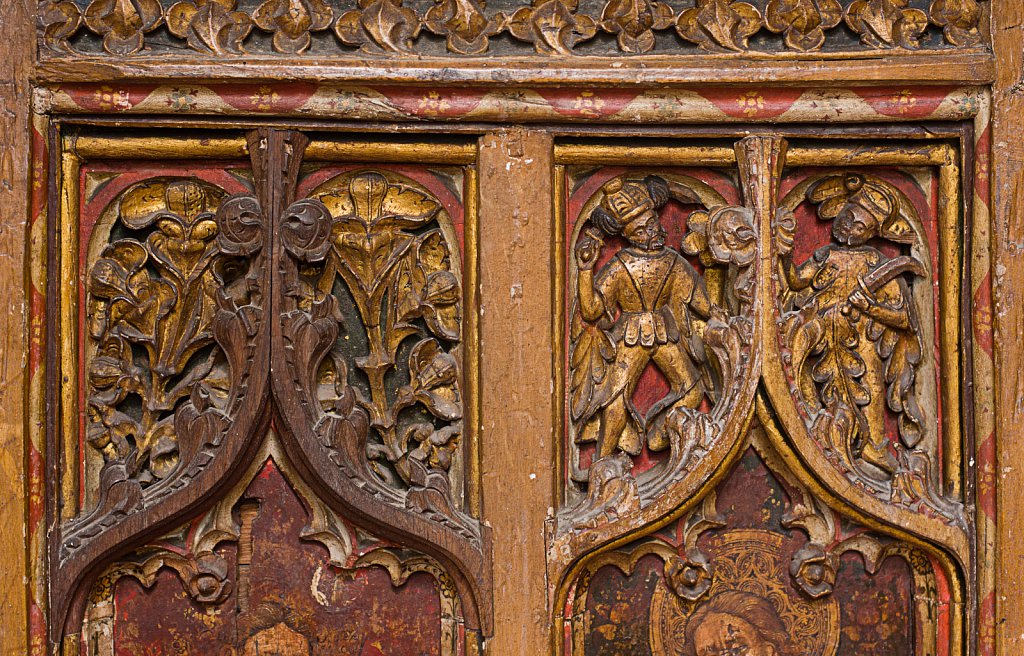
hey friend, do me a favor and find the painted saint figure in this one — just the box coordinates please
[682,591,794,656]
[783,173,926,484]
[571,175,712,458]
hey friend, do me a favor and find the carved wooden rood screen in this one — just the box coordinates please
[18,0,1008,653]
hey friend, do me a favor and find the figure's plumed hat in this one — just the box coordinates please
[589,175,670,236]
[807,173,916,244]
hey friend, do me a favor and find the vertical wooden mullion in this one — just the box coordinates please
[993,0,1024,653]
[477,129,556,654]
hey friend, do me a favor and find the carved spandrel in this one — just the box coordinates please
[271,157,491,632]
[81,433,466,656]
[778,171,960,522]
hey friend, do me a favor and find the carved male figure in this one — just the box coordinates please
[573,175,712,458]
[783,173,925,482]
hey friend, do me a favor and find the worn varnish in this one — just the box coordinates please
[0,1,1021,655]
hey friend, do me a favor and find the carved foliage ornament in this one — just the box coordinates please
[39,0,989,55]
[54,130,489,645]
[289,169,471,530]
[85,178,260,491]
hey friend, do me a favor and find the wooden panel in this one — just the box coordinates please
[478,129,556,653]
[992,0,1024,654]
[0,0,34,654]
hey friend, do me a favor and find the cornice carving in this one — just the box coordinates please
[39,0,989,56]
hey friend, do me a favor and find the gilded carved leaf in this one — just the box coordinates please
[423,0,505,55]
[86,178,248,487]
[40,0,83,51]
[335,0,422,54]
[845,0,928,49]
[83,0,163,55]
[308,170,464,505]
[764,0,842,51]
[929,0,982,47]
[166,0,254,55]
[252,0,333,54]
[508,0,598,55]
[676,0,762,52]
[598,0,674,54]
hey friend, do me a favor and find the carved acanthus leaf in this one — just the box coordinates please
[845,0,928,48]
[676,0,763,52]
[166,0,254,55]
[764,0,843,51]
[508,0,598,55]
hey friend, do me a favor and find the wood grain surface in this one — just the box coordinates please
[992,0,1024,654]
[0,0,33,654]
[478,130,557,654]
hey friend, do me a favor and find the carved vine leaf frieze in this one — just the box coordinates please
[929,0,983,46]
[508,0,598,55]
[166,0,254,55]
[423,0,506,55]
[252,0,333,53]
[335,0,422,54]
[598,0,674,54]
[83,0,164,54]
[40,0,83,51]
[39,0,989,55]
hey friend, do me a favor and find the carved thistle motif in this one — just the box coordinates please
[780,173,958,520]
[85,178,260,488]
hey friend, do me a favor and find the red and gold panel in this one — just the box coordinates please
[565,425,945,656]
[83,433,464,656]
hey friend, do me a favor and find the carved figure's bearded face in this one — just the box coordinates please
[831,202,879,247]
[691,612,779,656]
[622,207,667,251]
